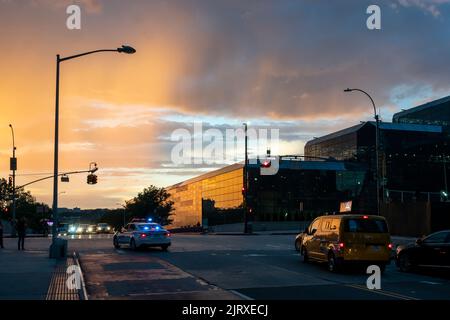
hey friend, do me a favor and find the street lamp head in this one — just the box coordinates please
[9,124,12,128]
[344,88,353,92]
[117,45,136,54]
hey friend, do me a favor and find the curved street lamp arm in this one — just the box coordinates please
[346,88,377,118]
[59,49,119,62]
[9,124,15,151]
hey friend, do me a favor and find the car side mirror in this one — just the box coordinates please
[416,238,423,246]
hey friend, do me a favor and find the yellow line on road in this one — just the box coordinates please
[346,284,420,300]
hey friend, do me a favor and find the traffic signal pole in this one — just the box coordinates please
[243,123,249,234]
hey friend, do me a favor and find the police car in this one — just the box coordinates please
[113,219,171,251]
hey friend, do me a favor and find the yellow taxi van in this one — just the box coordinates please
[300,214,392,272]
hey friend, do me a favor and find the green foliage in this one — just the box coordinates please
[0,177,50,231]
[98,208,129,231]
[124,185,174,226]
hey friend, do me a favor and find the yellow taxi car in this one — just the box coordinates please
[300,214,392,272]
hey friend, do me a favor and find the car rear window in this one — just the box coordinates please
[344,219,388,233]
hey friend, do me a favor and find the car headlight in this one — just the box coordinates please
[107,227,111,230]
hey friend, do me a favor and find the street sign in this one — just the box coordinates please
[10,157,17,171]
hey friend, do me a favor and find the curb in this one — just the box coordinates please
[73,252,89,300]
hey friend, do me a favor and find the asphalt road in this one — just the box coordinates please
[3,234,450,300]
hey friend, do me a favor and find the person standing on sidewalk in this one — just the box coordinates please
[0,220,4,248]
[16,217,26,250]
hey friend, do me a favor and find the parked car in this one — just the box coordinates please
[96,223,112,234]
[396,230,450,272]
[113,222,171,251]
[300,214,392,272]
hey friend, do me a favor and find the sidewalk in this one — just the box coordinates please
[0,248,56,299]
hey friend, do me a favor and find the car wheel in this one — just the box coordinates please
[295,239,301,252]
[302,247,309,263]
[130,238,137,251]
[161,245,169,251]
[398,253,413,272]
[113,237,120,249]
[328,252,339,272]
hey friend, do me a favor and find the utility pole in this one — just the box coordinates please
[243,123,249,233]
[9,124,17,233]
[51,45,135,252]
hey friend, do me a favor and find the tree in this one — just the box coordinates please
[125,185,174,226]
[98,208,129,231]
[0,177,51,231]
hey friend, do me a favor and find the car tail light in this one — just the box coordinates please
[363,215,369,219]
[388,243,393,249]
[165,232,171,237]
[338,242,345,250]
[140,233,147,238]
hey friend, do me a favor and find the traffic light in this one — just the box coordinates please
[87,174,98,185]
[261,160,271,168]
[8,176,12,187]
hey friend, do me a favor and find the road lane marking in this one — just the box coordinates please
[229,290,254,300]
[244,254,267,257]
[346,284,420,300]
[420,281,441,285]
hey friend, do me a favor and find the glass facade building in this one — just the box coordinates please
[167,160,368,228]
[166,164,244,228]
[305,115,450,208]
[393,95,450,127]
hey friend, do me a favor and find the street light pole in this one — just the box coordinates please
[52,54,60,245]
[51,45,136,248]
[8,124,17,226]
[344,88,381,216]
[243,123,249,233]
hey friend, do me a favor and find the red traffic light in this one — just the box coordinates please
[261,160,271,168]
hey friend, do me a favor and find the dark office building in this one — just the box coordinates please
[393,95,450,126]
[305,95,450,236]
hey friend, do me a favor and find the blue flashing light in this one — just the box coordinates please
[147,218,153,222]
[144,226,149,230]
[156,226,160,231]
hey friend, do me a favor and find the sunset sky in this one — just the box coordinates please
[1,0,450,209]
